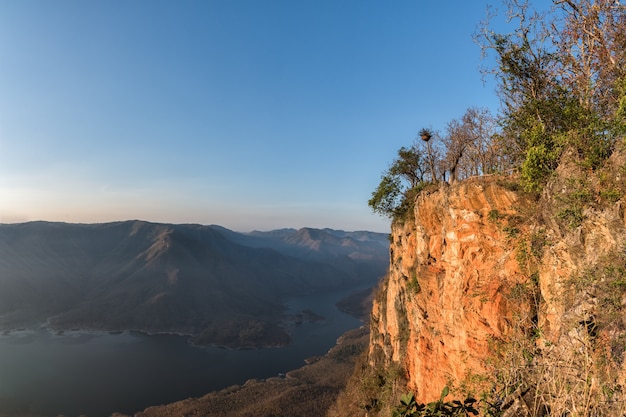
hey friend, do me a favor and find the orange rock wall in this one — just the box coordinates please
[369,177,527,402]
[369,159,626,407]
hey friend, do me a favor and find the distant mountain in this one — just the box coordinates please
[0,221,388,348]
[227,226,385,261]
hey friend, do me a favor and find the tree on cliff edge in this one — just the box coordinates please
[368,136,440,219]
[369,108,507,219]
[476,0,626,191]
[443,107,503,182]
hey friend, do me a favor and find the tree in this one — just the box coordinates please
[368,173,403,219]
[552,0,626,119]
[476,0,560,168]
[476,0,626,191]
[389,146,428,188]
[443,107,501,182]
[368,143,434,219]
[418,128,439,183]
[370,110,505,219]
[550,0,626,170]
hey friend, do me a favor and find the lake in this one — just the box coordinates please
[0,287,366,417]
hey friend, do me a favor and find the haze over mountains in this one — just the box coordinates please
[0,221,388,348]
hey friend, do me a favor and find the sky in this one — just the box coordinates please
[0,0,535,232]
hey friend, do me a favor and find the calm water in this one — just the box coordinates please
[0,287,366,417]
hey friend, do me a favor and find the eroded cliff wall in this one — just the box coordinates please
[366,148,626,414]
[369,177,528,402]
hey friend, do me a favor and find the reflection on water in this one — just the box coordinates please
[0,287,366,417]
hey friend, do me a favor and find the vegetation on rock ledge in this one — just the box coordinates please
[370,0,625,221]
[363,1,626,416]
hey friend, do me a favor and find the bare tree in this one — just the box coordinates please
[477,0,626,129]
[552,0,626,119]
[418,128,440,183]
[476,0,557,121]
[443,107,499,183]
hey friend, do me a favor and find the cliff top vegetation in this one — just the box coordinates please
[369,0,625,222]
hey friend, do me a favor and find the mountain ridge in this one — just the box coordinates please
[0,220,388,348]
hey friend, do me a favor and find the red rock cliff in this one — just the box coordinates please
[369,177,527,402]
[368,151,626,414]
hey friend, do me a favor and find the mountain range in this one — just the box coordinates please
[0,221,388,348]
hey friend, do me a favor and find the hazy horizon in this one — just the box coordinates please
[0,1,543,233]
[0,217,390,234]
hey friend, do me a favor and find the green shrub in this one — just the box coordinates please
[520,139,560,193]
[392,387,479,417]
[407,272,420,294]
[599,188,622,203]
[556,206,584,229]
[502,225,519,239]
[487,209,503,223]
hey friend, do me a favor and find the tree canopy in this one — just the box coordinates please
[370,0,626,220]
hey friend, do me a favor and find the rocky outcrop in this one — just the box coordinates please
[369,177,528,402]
[368,148,626,414]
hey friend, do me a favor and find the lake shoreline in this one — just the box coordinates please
[0,285,375,417]
[0,285,373,351]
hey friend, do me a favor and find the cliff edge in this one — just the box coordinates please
[369,176,526,403]
[334,146,626,416]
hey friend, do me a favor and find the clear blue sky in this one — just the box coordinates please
[0,1,527,232]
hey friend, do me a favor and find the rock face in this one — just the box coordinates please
[368,149,626,414]
[369,177,527,402]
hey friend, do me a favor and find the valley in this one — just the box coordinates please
[0,221,388,349]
